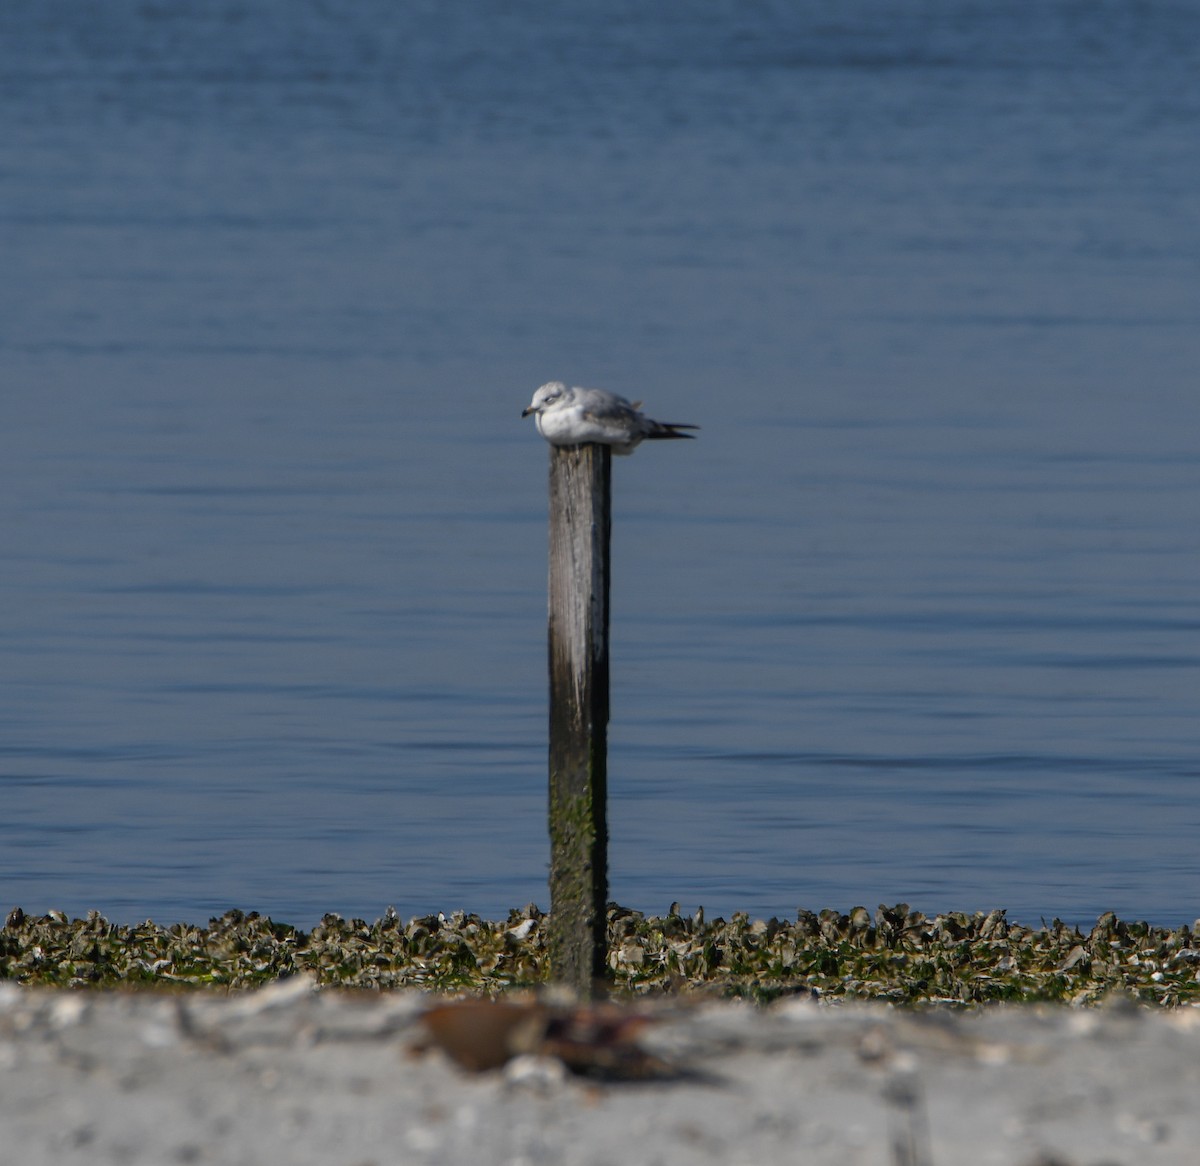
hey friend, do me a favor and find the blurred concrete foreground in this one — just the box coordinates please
[1,980,1198,1165]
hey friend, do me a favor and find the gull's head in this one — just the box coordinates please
[521,381,567,418]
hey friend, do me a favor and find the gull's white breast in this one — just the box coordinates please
[536,401,629,447]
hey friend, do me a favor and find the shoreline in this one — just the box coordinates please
[4,903,1198,1006]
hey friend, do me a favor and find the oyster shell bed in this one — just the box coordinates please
[3,902,1199,1005]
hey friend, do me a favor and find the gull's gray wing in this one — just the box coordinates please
[573,387,645,440]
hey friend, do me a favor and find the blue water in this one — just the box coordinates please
[2,1,1199,929]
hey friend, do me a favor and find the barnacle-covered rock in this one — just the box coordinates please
[1,902,1197,1005]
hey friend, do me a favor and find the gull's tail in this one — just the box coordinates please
[645,421,699,441]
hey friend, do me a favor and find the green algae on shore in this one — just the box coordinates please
[2,903,1198,1005]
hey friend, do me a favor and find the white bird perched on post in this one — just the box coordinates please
[522,381,698,456]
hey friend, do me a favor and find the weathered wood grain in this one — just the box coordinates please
[546,443,611,994]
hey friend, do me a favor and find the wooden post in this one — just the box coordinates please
[546,442,611,995]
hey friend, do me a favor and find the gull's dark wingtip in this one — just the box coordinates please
[647,423,699,440]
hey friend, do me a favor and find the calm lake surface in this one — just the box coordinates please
[3,1,1198,929]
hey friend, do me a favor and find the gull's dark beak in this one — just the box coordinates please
[521,406,535,418]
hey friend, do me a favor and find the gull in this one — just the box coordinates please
[521,381,698,456]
